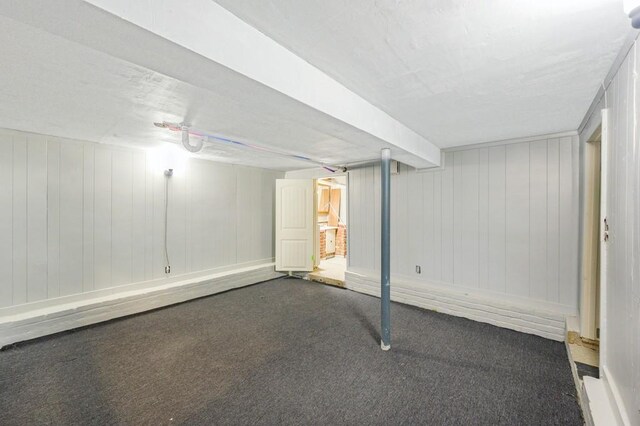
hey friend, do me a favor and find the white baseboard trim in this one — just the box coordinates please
[564,336,593,426]
[583,374,626,426]
[0,258,277,317]
[345,270,569,341]
[0,263,282,348]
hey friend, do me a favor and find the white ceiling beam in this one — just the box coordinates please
[82,0,440,168]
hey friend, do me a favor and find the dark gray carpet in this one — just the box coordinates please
[576,362,599,380]
[0,277,582,425]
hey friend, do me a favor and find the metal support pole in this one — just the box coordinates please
[380,148,391,350]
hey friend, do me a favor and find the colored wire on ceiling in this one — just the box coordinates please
[154,121,344,173]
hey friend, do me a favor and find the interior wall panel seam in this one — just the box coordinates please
[130,152,134,283]
[26,138,29,303]
[80,143,85,294]
[528,142,531,298]
[5,139,14,306]
[478,153,481,288]
[46,138,49,300]
[501,146,507,294]
[110,151,113,288]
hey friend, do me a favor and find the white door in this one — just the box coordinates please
[275,179,315,272]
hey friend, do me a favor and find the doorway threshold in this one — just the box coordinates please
[307,256,346,288]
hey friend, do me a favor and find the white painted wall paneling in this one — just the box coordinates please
[0,129,282,311]
[347,135,580,311]
[579,38,640,424]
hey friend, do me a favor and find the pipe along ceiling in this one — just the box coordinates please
[154,121,348,172]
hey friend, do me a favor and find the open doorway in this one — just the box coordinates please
[308,176,347,287]
[581,125,602,345]
[569,124,603,380]
[580,127,602,345]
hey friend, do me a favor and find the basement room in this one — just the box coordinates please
[1,1,639,425]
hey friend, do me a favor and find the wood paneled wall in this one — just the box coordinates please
[0,130,282,308]
[348,135,580,309]
[580,40,640,424]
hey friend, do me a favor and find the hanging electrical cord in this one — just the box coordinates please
[154,121,347,173]
[163,168,173,274]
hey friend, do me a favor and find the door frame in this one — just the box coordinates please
[580,123,602,341]
[283,169,350,269]
[315,175,349,266]
[597,109,609,367]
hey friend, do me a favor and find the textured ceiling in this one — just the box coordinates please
[214,0,631,147]
[0,0,632,172]
[0,8,409,171]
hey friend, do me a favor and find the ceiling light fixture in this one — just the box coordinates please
[148,143,188,174]
[624,0,640,27]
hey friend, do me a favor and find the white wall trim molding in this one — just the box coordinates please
[345,269,573,341]
[442,130,579,153]
[0,263,282,348]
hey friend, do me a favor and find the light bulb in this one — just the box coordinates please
[148,144,188,174]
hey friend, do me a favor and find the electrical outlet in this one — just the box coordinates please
[415,265,421,274]
[165,265,171,274]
